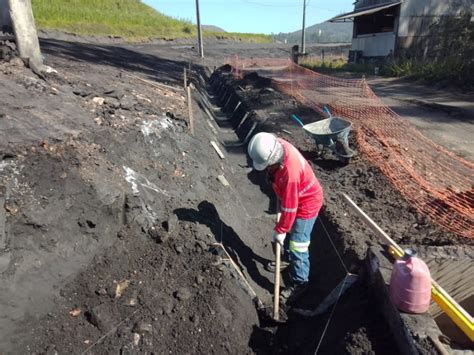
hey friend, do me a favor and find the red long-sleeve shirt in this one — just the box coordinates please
[272,139,324,234]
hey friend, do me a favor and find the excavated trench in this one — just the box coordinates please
[200,65,473,353]
[200,67,398,354]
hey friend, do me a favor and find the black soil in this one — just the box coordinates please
[0,39,471,354]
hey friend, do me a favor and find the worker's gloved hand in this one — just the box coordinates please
[273,232,286,246]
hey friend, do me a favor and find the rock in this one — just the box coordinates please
[190,314,199,326]
[165,214,179,234]
[73,88,93,97]
[45,344,58,355]
[9,57,23,68]
[107,280,130,298]
[117,229,126,239]
[69,308,81,317]
[195,240,207,251]
[88,304,115,331]
[148,225,167,243]
[96,287,108,296]
[120,96,136,110]
[104,89,125,100]
[104,97,120,108]
[133,321,153,334]
[92,97,105,105]
[174,245,183,254]
[174,287,192,302]
[126,290,138,307]
[196,275,204,285]
[133,333,141,347]
[163,301,174,315]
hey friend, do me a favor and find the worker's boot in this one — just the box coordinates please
[265,260,290,273]
[280,283,307,304]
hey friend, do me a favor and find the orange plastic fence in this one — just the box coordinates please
[227,57,474,239]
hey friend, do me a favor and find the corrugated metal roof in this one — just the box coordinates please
[329,1,401,22]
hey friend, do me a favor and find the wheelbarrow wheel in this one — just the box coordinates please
[339,156,351,165]
[316,144,325,157]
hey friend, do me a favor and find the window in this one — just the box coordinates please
[354,6,399,36]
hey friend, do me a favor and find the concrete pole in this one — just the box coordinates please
[195,0,204,58]
[301,0,306,55]
[8,0,42,66]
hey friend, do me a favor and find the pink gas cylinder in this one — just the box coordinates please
[389,249,432,314]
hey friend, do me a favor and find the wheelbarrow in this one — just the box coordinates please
[292,108,355,163]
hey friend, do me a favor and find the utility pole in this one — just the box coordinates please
[195,0,204,58]
[8,0,43,66]
[301,0,307,55]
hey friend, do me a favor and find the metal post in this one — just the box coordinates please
[301,0,306,55]
[195,0,204,58]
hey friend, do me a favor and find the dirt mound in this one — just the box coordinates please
[0,39,17,61]
[20,218,261,354]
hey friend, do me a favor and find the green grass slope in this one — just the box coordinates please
[31,0,271,42]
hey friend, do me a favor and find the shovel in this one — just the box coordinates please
[273,212,282,321]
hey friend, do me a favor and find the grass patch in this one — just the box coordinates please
[302,56,473,88]
[385,58,473,88]
[31,0,270,42]
[301,56,376,75]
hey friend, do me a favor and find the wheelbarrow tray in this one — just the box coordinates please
[302,117,352,145]
[302,117,354,160]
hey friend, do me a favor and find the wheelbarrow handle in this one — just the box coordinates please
[323,106,332,118]
[291,114,305,128]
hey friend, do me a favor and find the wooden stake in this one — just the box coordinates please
[212,242,263,308]
[183,67,187,89]
[187,85,194,135]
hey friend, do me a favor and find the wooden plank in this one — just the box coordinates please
[122,70,182,92]
[341,193,403,255]
[210,141,225,159]
[217,175,230,187]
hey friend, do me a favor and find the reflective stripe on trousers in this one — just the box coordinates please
[288,216,317,285]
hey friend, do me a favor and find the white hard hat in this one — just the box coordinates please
[247,132,282,171]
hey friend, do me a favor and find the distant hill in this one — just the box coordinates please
[274,21,352,44]
[202,25,226,33]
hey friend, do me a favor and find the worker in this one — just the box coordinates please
[248,132,324,303]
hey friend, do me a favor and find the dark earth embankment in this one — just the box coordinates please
[0,38,471,354]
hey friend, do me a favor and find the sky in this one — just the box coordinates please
[143,0,354,34]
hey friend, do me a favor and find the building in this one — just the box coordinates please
[330,0,473,60]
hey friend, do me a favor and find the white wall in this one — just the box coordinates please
[398,0,473,37]
[0,0,12,30]
[353,32,396,56]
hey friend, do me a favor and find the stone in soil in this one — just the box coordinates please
[88,304,116,332]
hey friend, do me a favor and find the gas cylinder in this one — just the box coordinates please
[389,249,432,314]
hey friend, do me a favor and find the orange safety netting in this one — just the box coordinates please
[226,57,474,239]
